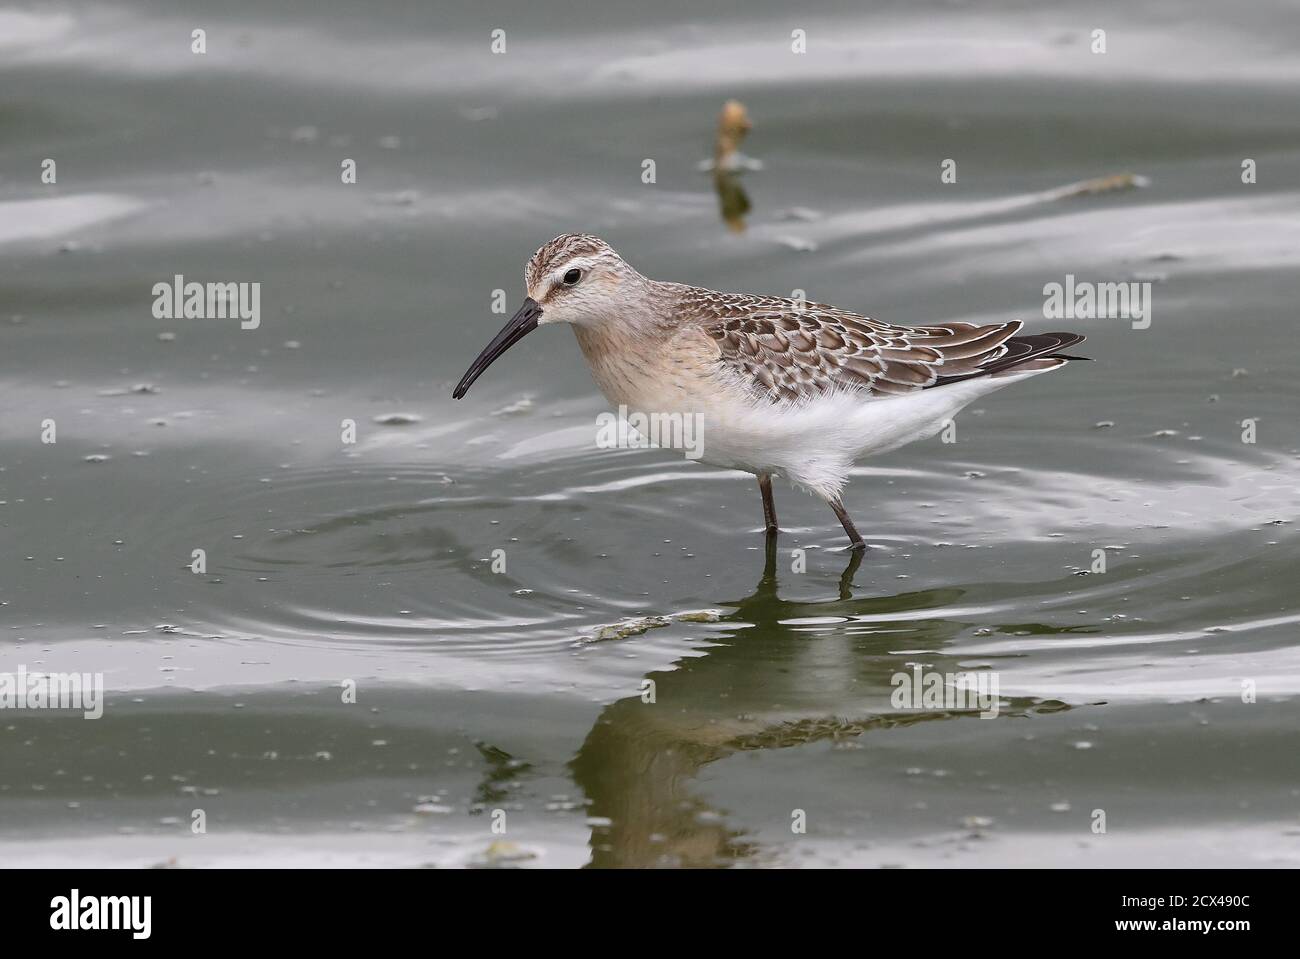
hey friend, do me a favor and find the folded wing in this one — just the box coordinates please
[684,290,1084,403]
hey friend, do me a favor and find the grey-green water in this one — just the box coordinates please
[2,0,1298,866]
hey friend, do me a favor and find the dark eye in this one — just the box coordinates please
[562,268,582,286]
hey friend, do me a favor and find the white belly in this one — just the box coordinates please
[637,366,1061,500]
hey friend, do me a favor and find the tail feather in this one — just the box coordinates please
[929,331,1087,387]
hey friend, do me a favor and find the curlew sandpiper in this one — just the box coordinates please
[453,234,1087,549]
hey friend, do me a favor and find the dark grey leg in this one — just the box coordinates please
[828,497,866,551]
[758,473,778,534]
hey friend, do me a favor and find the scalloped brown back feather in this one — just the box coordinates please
[670,287,1084,404]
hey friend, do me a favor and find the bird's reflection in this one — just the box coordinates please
[568,537,1068,868]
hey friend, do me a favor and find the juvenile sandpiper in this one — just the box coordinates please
[453,234,1086,549]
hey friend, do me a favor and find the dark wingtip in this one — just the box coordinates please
[928,329,1089,387]
[1041,332,1089,361]
[1044,331,1086,348]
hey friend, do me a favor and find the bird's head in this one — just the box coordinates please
[453,234,644,399]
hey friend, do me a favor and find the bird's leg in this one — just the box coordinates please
[828,497,866,551]
[758,473,779,534]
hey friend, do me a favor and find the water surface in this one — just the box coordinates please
[2,0,1298,867]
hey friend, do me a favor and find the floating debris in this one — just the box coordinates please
[580,615,672,643]
[777,206,823,222]
[370,190,419,207]
[413,801,454,815]
[674,609,723,623]
[373,412,422,425]
[773,236,818,253]
[701,100,760,233]
[491,396,534,417]
[98,383,160,396]
[697,100,761,173]
[473,840,538,867]
[1047,172,1150,200]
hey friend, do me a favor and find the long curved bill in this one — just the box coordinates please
[452,297,542,399]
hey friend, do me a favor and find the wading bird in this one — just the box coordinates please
[453,234,1086,549]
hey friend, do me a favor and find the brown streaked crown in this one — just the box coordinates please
[525,234,620,290]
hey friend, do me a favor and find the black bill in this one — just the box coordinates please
[451,297,542,399]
